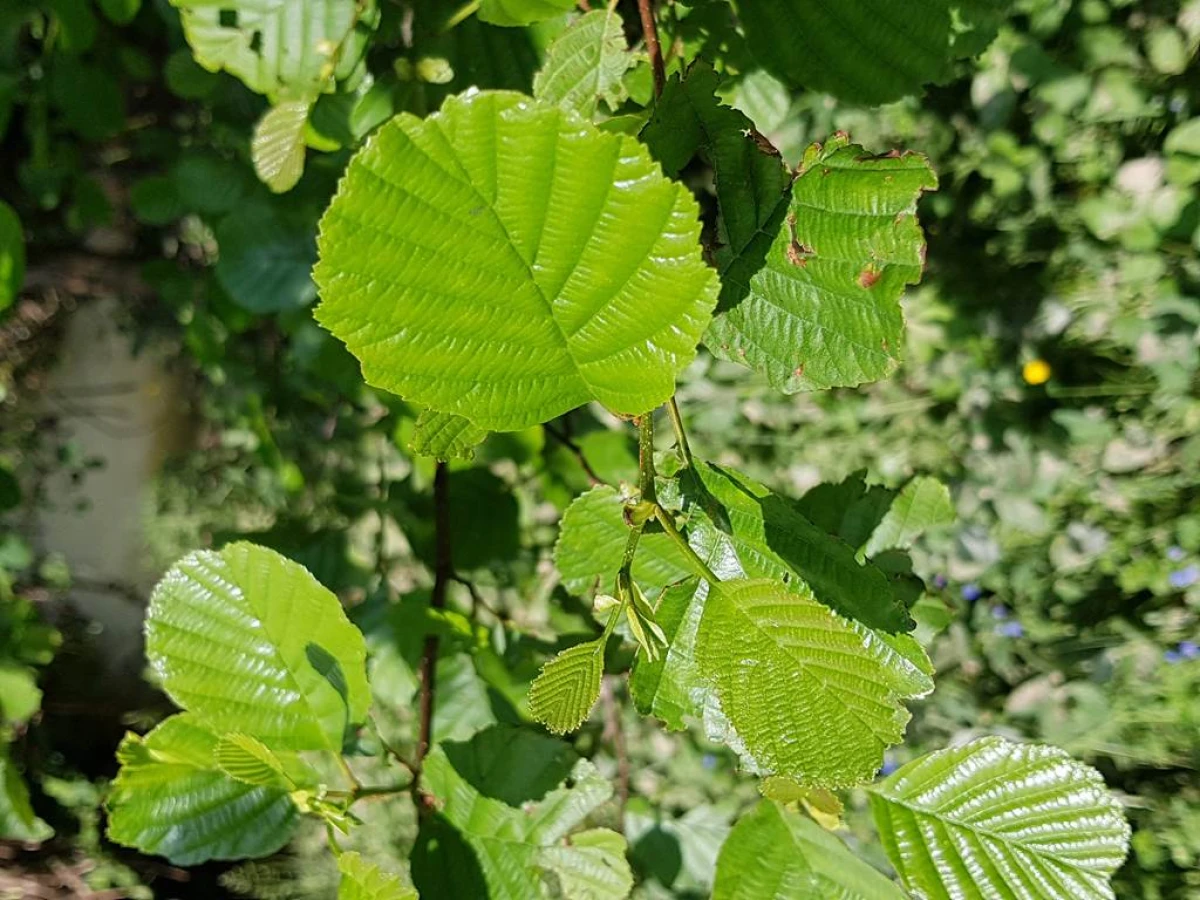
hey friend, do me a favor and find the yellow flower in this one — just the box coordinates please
[1023,359,1051,385]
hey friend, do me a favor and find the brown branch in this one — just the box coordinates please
[600,677,630,830]
[414,461,452,800]
[544,423,606,486]
[637,0,665,98]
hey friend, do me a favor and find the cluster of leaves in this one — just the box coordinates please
[0,0,1167,898]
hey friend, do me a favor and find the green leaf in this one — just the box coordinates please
[869,737,1131,900]
[145,542,370,753]
[706,134,936,394]
[0,663,42,726]
[410,409,488,461]
[861,475,954,560]
[412,725,624,899]
[533,9,633,119]
[338,851,419,900]
[556,485,694,597]
[0,747,51,842]
[529,636,606,734]
[639,63,791,314]
[97,0,140,25]
[479,0,574,27]
[629,576,712,730]
[734,0,1004,104]
[215,203,318,313]
[0,200,24,312]
[536,827,635,899]
[687,462,912,632]
[713,801,905,899]
[314,90,718,431]
[169,0,379,100]
[106,714,297,864]
[252,101,311,193]
[213,733,297,789]
[697,578,933,787]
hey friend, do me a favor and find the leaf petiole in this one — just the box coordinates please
[652,504,719,584]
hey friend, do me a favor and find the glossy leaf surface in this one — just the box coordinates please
[315,91,718,431]
[106,714,297,864]
[145,542,370,752]
[870,736,1131,900]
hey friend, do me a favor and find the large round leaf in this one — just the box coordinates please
[314,90,718,431]
[869,737,1131,899]
[145,542,370,752]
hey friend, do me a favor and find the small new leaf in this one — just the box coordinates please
[529,637,606,734]
[410,409,487,461]
[870,737,1131,900]
[338,851,419,900]
[213,733,294,790]
[252,101,310,193]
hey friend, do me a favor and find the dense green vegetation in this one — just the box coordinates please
[1,0,1198,898]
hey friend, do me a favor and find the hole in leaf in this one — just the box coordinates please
[249,30,263,54]
[218,8,238,27]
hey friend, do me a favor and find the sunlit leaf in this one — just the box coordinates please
[410,409,488,461]
[0,747,51,842]
[145,542,370,753]
[252,101,311,193]
[314,91,718,431]
[338,851,419,900]
[861,475,954,560]
[870,737,1131,900]
[697,578,933,787]
[529,637,606,734]
[0,200,24,312]
[169,0,379,100]
[106,714,297,864]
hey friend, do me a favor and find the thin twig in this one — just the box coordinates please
[600,677,630,831]
[637,0,666,98]
[544,422,607,486]
[414,461,452,798]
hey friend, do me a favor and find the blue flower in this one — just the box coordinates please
[1168,565,1200,590]
[933,574,948,589]
[1177,640,1198,660]
[880,755,900,777]
[701,754,717,771]
[996,621,1024,639]
[991,605,1009,620]
[1167,546,1186,562]
[961,583,982,602]
[1164,649,1183,664]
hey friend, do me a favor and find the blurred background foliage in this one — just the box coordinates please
[0,0,1198,897]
